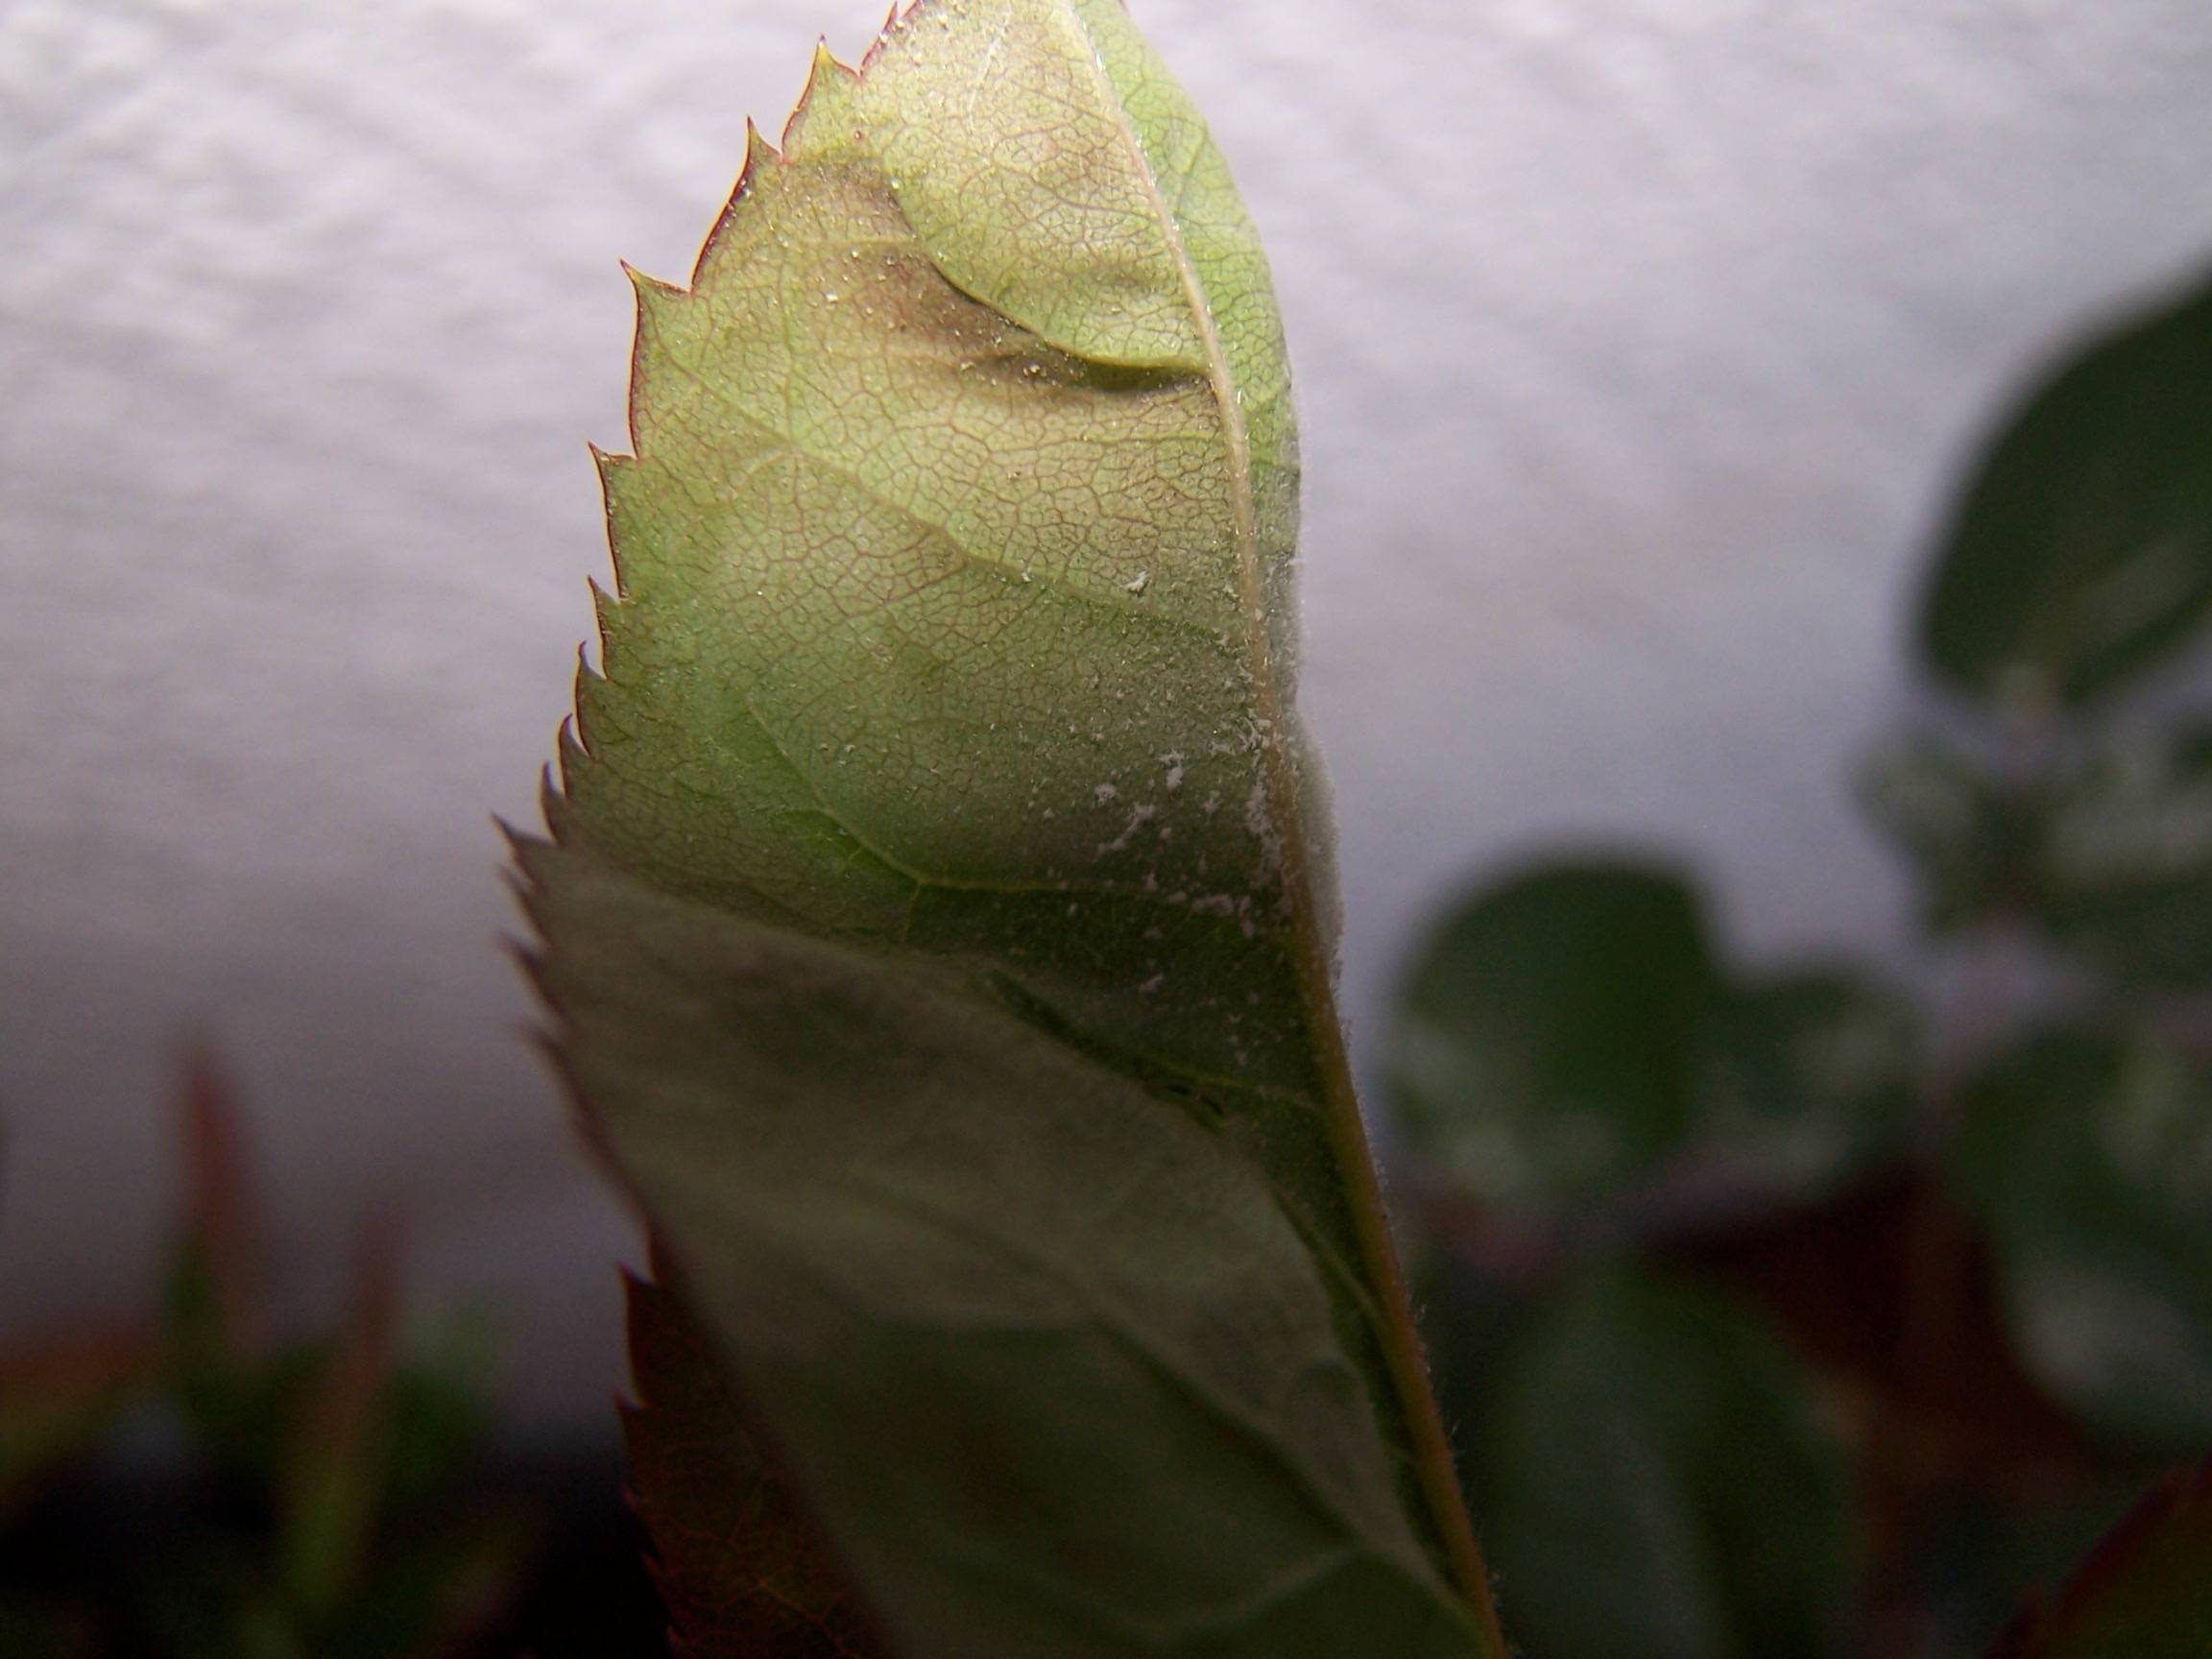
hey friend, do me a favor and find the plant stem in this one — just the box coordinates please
[1308,1005,1513,1654]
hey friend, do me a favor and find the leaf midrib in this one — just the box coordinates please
[1045,4,1503,1643]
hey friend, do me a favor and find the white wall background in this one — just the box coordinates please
[4,0,2210,1431]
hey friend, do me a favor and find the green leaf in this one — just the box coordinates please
[523,847,1481,1657]
[1985,1462,2212,1659]
[1864,722,2212,983]
[1950,1031,2212,1450]
[621,1249,880,1658]
[517,0,1496,1650]
[1857,734,2032,933]
[1918,267,2212,708]
[277,1233,399,1620]
[1451,1269,1854,1659]
[2028,726,2212,987]
[1917,1483,2150,1659]
[375,1342,497,1515]
[1387,860,1915,1227]
[1390,862,1717,1211]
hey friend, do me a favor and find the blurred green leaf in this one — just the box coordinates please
[376,1350,494,1514]
[1864,722,2212,984]
[1698,973,1919,1196]
[1391,862,1716,1209]
[163,1046,301,1490]
[1918,1484,2148,1659]
[1858,735,2032,932]
[1951,1031,2212,1450]
[1984,1462,2212,1659]
[1388,861,1914,1226]
[1919,267,2212,708]
[2030,727,2212,987]
[1460,1269,1854,1659]
[279,1225,399,1620]
[164,1315,329,1489]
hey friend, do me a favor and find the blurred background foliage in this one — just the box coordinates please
[1391,262,2212,1658]
[4,264,2208,1656]
[0,1056,660,1658]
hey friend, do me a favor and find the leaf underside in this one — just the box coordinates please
[517,0,1482,1652]
[529,859,1472,1655]
[1951,1032,2212,1452]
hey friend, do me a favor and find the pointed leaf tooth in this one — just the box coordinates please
[779,41,861,155]
[555,719,590,803]
[692,120,782,279]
